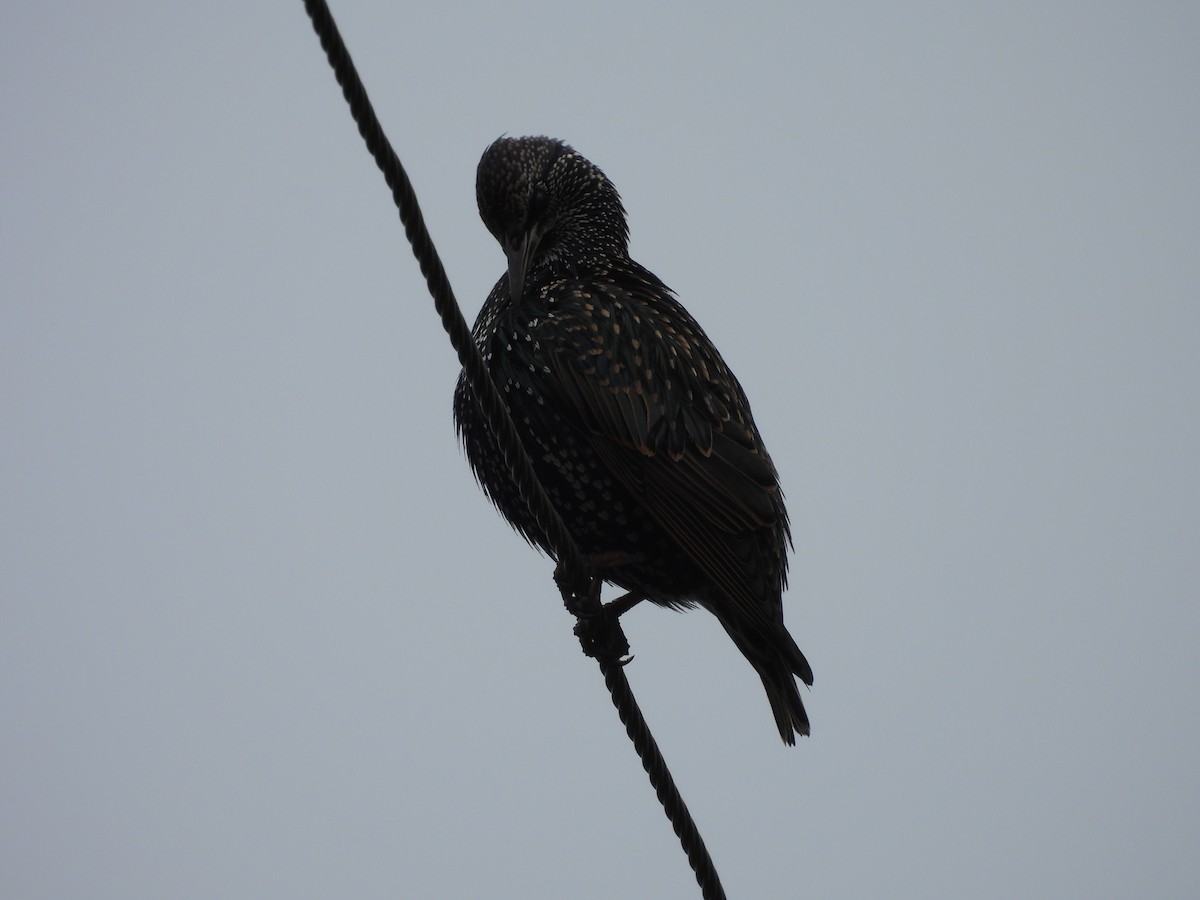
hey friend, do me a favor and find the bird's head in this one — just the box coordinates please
[476,136,629,305]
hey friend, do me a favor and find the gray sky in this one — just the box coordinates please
[3,2,1198,898]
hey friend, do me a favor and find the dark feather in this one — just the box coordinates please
[453,136,813,742]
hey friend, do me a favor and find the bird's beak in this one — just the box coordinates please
[505,232,535,305]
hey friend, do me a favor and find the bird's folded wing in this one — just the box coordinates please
[539,288,788,625]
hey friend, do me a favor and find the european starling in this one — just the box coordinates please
[453,136,813,743]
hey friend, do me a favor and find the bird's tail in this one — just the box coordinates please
[716,613,813,745]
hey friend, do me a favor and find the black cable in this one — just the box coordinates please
[301,0,583,595]
[301,3,725,897]
[603,665,726,900]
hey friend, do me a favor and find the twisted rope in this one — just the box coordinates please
[302,3,725,897]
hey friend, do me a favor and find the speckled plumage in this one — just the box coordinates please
[453,136,812,742]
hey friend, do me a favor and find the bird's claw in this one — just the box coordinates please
[573,611,631,664]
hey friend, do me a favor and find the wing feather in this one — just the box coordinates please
[536,270,788,627]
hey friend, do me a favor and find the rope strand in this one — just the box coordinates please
[302,3,725,897]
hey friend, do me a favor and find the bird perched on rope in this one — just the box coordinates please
[453,136,813,743]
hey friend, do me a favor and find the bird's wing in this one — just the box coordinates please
[537,270,789,624]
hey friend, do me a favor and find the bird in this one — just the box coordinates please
[453,136,813,743]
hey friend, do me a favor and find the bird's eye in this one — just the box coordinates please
[527,184,550,224]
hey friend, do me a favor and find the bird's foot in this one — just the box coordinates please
[553,557,640,664]
[553,551,646,663]
[601,591,646,619]
[572,593,634,665]
[553,551,643,616]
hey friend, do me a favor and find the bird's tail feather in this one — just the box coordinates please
[717,615,813,745]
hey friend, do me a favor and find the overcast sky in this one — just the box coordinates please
[3,2,1198,898]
